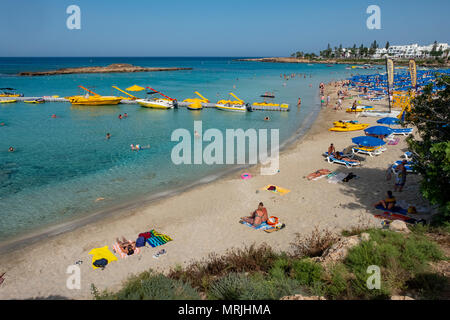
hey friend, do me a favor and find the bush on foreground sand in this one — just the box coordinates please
[92,228,448,300]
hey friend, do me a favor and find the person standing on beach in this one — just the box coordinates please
[394,160,407,192]
[326,95,330,107]
[321,95,325,107]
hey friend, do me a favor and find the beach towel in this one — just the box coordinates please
[240,221,275,231]
[88,246,118,270]
[145,229,173,248]
[388,138,400,145]
[262,185,291,195]
[112,242,141,259]
[327,172,347,184]
[375,205,408,215]
[374,212,417,224]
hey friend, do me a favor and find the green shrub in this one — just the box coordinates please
[208,273,251,300]
[292,259,323,286]
[343,229,445,299]
[291,227,337,258]
[93,272,200,300]
[168,244,280,289]
[269,257,292,280]
[406,273,449,300]
[324,263,353,299]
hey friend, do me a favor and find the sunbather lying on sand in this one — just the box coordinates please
[241,202,268,227]
[307,169,331,180]
[373,191,396,210]
[116,237,137,256]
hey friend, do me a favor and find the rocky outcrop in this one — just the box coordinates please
[18,64,192,76]
[313,233,370,265]
[389,220,411,233]
[391,295,415,300]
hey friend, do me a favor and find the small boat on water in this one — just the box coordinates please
[24,98,45,104]
[136,87,177,109]
[68,86,122,105]
[137,98,176,109]
[0,99,17,104]
[0,88,23,97]
[216,103,248,112]
[216,92,249,112]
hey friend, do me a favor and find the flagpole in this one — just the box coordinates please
[386,58,391,113]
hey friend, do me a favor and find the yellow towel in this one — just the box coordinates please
[88,246,118,269]
[262,185,291,196]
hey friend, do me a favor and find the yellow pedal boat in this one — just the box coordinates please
[0,99,17,104]
[68,86,122,105]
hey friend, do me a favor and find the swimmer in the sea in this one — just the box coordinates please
[264,116,270,121]
[8,147,14,152]
[106,133,111,140]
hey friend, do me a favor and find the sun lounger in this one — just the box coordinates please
[352,146,382,157]
[326,155,360,168]
[391,128,413,135]
[403,151,413,160]
[323,151,354,158]
[392,160,415,173]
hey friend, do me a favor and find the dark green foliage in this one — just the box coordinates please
[406,75,450,223]
[92,271,200,300]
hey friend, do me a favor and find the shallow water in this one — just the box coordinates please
[0,57,371,241]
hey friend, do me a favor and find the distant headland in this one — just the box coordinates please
[18,63,192,76]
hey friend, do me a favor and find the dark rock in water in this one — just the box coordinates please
[18,64,193,76]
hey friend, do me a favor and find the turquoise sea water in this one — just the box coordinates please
[0,57,370,241]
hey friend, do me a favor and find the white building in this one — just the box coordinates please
[372,43,449,59]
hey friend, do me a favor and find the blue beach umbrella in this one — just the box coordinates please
[364,126,393,136]
[352,136,386,148]
[377,117,400,125]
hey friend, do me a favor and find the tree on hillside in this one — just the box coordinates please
[406,75,450,224]
[385,41,390,49]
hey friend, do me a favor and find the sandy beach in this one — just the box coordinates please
[0,82,430,300]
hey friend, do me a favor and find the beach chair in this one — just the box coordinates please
[392,160,416,173]
[326,155,360,168]
[391,128,413,136]
[352,146,383,157]
[323,151,354,159]
[403,151,413,161]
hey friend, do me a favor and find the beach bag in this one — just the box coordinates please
[267,185,277,191]
[93,258,108,269]
[136,236,146,248]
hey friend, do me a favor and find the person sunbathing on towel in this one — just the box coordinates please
[373,191,396,210]
[307,169,331,180]
[241,202,268,227]
[116,237,136,256]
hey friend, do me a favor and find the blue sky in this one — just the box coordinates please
[0,0,449,57]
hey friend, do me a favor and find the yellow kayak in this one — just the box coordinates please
[0,99,17,104]
[346,106,374,113]
[329,124,369,132]
[24,98,45,104]
[333,120,359,127]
